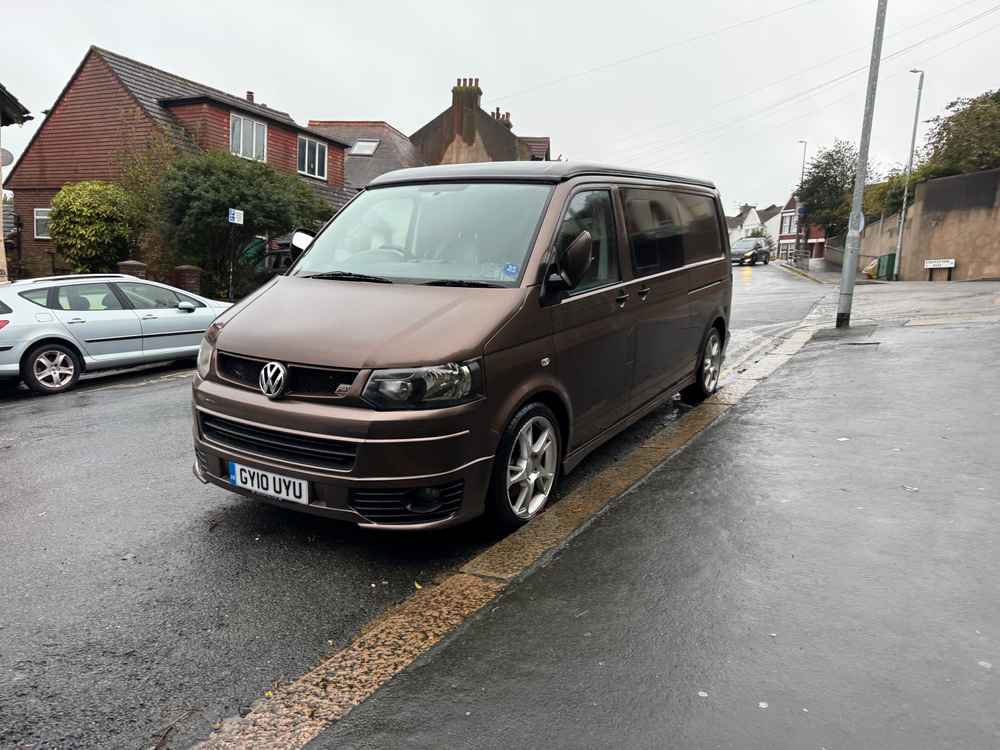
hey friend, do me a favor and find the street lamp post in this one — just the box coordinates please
[798,139,808,186]
[892,69,924,281]
[837,0,888,329]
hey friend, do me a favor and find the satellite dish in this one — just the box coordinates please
[0,149,13,167]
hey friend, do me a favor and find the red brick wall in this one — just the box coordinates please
[6,51,156,190]
[7,189,64,279]
[166,102,229,151]
[268,126,345,187]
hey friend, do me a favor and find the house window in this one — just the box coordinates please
[350,139,380,156]
[34,208,52,240]
[297,136,328,180]
[230,113,267,161]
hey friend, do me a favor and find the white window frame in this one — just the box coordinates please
[34,208,52,240]
[230,113,267,162]
[350,139,380,156]
[297,136,328,180]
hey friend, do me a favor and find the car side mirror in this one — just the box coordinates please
[291,230,314,253]
[557,230,593,290]
[177,300,197,312]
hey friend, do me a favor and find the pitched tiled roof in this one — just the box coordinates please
[757,204,781,223]
[307,121,424,188]
[518,136,551,160]
[93,47,347,147]
[0,82,32,127]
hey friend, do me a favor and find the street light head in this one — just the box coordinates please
[910,68,923,74]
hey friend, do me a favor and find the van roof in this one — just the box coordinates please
[367,161,715,190]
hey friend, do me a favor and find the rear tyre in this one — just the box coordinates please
[486,402,562,531]
[22,343,82,395]
[680,326,724,404]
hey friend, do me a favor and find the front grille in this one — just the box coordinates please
[349,480,464,524]
[200,413,356,471]
[217,351,358,399]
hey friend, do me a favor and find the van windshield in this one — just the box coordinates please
[291,182,553,286]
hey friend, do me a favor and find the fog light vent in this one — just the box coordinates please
[349,481,463,524]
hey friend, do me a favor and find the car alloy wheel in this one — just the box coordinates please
[701,329,723,393]
[33,349,76,390]
[506,414,558,519]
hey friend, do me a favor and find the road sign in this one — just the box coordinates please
[0,149,12,167]
[228,208,244,225]
[923,258,955,269]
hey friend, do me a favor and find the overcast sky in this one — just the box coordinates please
[3,0,999,215]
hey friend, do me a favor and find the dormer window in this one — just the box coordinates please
[230,113,267,162]
[350,139,380,156]
[297,136,328,180]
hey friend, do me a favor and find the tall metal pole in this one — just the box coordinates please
[837,0,888,328]
[798,140,808,186]
[892,69,924,281]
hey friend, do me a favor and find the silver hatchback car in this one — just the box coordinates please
[0,274,229,394]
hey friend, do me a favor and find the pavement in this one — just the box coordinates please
[0,264,826,749]
[308,301,1000,749]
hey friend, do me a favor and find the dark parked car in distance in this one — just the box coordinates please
[192,161,733,531]
[730,237,771,265]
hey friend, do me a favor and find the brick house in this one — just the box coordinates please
[777,194,826,259]
[3,46,352,278]
[308,78,552,189]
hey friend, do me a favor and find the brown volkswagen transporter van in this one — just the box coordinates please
[192,162,732,530]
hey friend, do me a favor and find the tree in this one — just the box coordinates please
[797,140,859,238]
[925,89,1000,174]
[49,181,132,272]
[160,151,331,296]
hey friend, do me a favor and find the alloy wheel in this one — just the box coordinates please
[506,415,558,519]
[702,330,723,393]
[33,350,76,390]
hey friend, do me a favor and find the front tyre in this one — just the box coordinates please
[681,327,724,404]
[487,403,561,531]
[22,343,81,394]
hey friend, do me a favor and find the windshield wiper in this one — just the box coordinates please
[302,271,393,283]
[422,279,503,288]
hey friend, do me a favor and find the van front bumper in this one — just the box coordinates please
[191,375,496,530]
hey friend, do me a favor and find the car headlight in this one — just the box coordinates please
[196,321,224,378]
[363,361,483,410]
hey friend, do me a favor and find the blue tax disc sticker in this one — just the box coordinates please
[503,263,519,278]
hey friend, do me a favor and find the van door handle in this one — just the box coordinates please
[615,292,629,308]
[66,318,86,324]
[637,286,651,301]
[141,314,158,320]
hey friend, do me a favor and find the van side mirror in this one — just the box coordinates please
[290,230,314,253]
[556,230,593,290]
[177,300,197,313]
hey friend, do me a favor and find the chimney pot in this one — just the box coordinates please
[246,90,254,103]
[456,78,461,86]
[474,77,479,87]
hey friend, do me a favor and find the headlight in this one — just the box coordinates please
[363,361,483,410]
[196,320,224,378]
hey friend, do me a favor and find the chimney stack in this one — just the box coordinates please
[246,90,255,104]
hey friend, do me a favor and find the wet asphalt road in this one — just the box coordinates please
[0,265,823,749]
[311,311,1000,750]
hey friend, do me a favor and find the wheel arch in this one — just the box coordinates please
[20,336,87,375]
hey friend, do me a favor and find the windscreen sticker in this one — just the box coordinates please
[503,263,520,279]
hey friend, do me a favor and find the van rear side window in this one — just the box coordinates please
[0,300,11,314]
[19,288,54,308]
[622,189,723,274]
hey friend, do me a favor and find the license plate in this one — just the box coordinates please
[228,461,309,505]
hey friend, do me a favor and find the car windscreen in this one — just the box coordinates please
[291,182,553,286]
[732,239,761,250]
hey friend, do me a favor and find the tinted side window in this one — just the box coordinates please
[674,192,724,264]
[623,189,685,275]
[0,300,12,314]
[554,190,620,293]
[20,288,55,308]
[118,282,180,309]
[623,189,724,274]
[56,283,123,311]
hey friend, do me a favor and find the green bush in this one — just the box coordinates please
[49,181,132,272]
